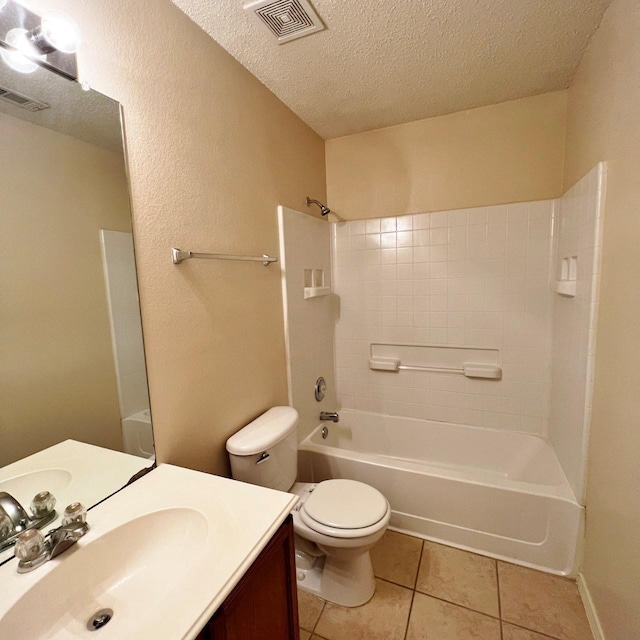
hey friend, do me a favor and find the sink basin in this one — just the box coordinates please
[0,464,297,639]
[0,441,152,564]
[0,469,73,504]
[1,509,208,638]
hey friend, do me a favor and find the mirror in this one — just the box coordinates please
[0,60,154,559]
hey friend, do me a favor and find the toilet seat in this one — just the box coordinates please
[299,479,389,539]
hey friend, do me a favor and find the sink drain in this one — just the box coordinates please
[87,608,113,631]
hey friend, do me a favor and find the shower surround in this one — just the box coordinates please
[280,165,604,575]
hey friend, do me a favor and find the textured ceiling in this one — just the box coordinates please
[172,0,611,139]
[0,62,122,153]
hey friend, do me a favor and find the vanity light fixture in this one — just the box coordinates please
[0,27,41,73]
[29,12,80,55]
[0,1,79,79]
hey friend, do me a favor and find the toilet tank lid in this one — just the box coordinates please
[226,406,299,456]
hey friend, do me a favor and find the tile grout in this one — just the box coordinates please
[402,539,424,640]
[496,559,504,640]
[502,620,566,640]
[408,585,502,621]
[310,600,326,637]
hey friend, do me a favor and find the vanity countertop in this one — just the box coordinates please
[0,464,298,639]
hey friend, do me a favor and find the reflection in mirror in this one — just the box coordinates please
[0,59,154,560]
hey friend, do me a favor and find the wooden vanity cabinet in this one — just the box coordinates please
[196,515,300,640]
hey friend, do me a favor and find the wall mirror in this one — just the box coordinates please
[0,59,154,562]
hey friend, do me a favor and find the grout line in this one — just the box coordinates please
[502,620,563,640]
[410,588,502,621]
[403,587,416,640]
[413,540,425,590]
[496,559,504,640]
[310,601,326,637]
[377,576,416,593]
[402,540,424,640]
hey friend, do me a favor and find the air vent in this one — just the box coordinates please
[244,0,325,44]
[0,85,49,112]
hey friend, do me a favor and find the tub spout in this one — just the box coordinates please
[320,411,339,423]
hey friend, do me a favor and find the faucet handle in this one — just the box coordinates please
[15,529,46,563]
[0,510,12,540]
[30,491,56,518]
[62,502,87,526]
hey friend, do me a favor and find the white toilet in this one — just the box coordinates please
[226,406,390,607]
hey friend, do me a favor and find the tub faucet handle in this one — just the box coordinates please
[320,411,339,423]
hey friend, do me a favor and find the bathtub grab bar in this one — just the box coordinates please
[171,248,278,266]
[369,358,501,379]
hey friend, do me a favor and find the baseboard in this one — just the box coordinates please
[578,573,606,640]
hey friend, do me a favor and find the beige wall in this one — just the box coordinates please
[22,0,326,475]
[1,112,129,466]
[564,0,640,637]
[325,91,567,220]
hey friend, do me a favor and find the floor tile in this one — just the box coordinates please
[415,541,499,617]
[406,592,501,640]
[498,562,593,640]
[300,631,312,640]
[371,530,423,587]
[502,622,560,640]
[298,588,325,631]
[314,578,412,640]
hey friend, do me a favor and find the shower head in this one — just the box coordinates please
[306,197,331,216]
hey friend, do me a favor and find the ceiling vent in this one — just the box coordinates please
[0,85,50,112]
[244,0,325,44]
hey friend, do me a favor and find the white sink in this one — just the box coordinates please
[0,469,73,500]
[0,464,297,639]
[0,441,151,564]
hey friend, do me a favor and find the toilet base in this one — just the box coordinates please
[294,542,376,607]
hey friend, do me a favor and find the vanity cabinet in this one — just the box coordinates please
[197,515,300,640]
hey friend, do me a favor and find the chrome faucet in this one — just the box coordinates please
[319,411,339,423]
[0,491,58,553]
[15,502,89,573]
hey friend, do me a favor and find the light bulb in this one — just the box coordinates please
[37,12,80,54]
[0,28,40,74]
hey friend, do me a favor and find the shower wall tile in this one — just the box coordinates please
[548,164,605,503]
[332,201,555,436]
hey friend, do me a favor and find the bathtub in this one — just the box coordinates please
[298,410,583,576]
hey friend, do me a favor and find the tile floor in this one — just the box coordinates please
[297,531,593,640]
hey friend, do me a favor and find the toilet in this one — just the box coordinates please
[226,406,390,607]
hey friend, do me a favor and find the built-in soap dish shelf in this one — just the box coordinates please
[554,280,577,297]
[304,268,330,299]
[554,256,577,297]
[304,286,331,299]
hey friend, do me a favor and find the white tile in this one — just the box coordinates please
[332,195,564,438]
[366,219,381,234]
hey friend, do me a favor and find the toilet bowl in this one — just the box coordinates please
[290,481,390,606]
[226,406,390,607]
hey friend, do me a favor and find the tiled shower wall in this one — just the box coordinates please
[549,164,605,502]
[332,201,555,435]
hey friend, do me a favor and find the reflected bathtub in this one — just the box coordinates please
[298,409,583,575]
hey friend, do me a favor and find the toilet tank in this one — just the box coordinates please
[226,407,299,492]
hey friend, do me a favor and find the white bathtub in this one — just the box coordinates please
[298,410,583,575]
